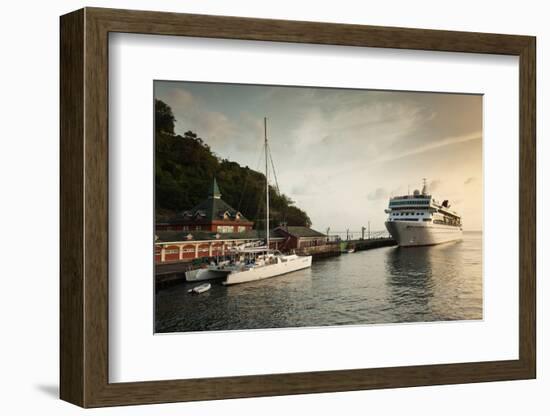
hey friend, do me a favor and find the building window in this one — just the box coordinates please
[217,225,234,233]
[237,226,246,232]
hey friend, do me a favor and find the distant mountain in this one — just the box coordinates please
[155,99,312,228]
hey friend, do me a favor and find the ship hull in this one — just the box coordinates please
[185,268,231,282]
[385,221,462,247]
[223,255,312,285]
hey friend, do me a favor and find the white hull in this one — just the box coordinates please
[223,255,312,285]
[188,283,211,294]
[185,268,231,282]
[385,221,462,247]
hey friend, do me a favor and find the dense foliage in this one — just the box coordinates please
[155,99,312,228]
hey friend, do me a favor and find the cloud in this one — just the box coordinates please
[164,88,194,110]
[288,173,333,198]
[291,184,307,196]
[158,87,237,144]
[429,179,441,191]
[367,187,388,201]
[155,81,483,231]
[372,131,481,164]
[290,99,429,162]
[156,86,267,166]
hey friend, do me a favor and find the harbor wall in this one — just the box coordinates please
[155,238,397,290]
[350,238,397,251]
[295,243,342,260]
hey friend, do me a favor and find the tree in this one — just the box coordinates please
[155,99,175,135]
[154,99,312,228]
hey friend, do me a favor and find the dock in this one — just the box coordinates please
[295,242,342,260]
[155,236,397,290]
[345,237,397,252]
[155,261,199,290]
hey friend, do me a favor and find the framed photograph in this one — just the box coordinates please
[60,7,536,407]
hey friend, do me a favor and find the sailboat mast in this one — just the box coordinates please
[264,117,270,249]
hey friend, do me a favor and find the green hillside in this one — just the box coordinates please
[155,99,312,228]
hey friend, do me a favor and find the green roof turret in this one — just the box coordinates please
[210,177,221,199]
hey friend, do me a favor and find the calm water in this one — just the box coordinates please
[155,232,482,333]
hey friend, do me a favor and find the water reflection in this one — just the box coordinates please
[155,232,482,332]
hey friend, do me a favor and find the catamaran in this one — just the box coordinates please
[384,179,463,247]
[189,118,312,285]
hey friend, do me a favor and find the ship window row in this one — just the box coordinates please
[389,200,430,206]
[393,212,426,216]
[434,219,461,226]
[437,209,460,219]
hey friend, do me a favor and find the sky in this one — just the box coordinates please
[155,81,483,233]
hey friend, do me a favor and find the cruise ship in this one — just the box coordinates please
[384,180,463,247]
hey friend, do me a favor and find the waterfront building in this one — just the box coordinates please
[275,226,328,250]
[156,178,254,233]
[154,178,329,264]
[154,229,285,263]
[154,226,329,264]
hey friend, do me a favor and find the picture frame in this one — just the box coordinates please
[60,7,536,408]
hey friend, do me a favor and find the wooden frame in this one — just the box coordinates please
[60,7,536,408]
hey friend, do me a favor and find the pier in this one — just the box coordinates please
[155,261,204,290]
[156,232,482,333]
[326,227,397,252]
[295,242,341,259]
[155,233,397,290]
[344,237,397,252]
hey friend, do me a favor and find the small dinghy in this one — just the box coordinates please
[346,248,355,254]
[188,283,211,294]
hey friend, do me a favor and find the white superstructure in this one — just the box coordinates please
[384,180,463,247]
